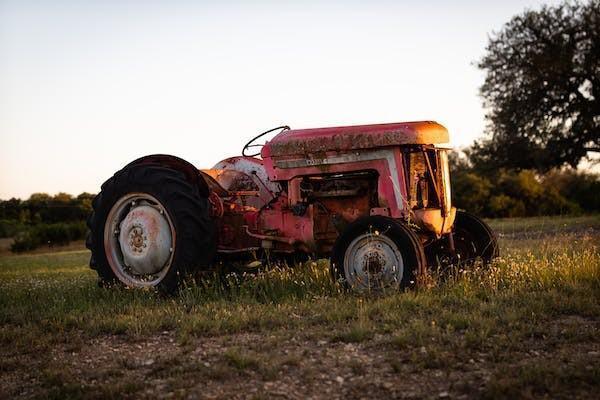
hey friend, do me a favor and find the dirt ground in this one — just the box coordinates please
[2,315,599,399]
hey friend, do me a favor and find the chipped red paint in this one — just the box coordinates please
[261,148,407,218]
[208,191,224,218]
[213,156,281,200]
[200,121,452,256]
[261,121,448,158]
[259,195,315,250]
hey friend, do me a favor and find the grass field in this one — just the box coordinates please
[1,215,599,399]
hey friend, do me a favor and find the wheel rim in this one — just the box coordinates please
[343,231,404,290]
[104,193,176,287]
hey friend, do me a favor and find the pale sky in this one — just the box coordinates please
[0,0,562,199]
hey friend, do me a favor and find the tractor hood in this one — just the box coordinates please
[261,121,449,158]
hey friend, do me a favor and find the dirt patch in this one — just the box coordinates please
[2,317,599,399]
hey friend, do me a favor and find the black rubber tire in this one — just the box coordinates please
[86,164,215,294]
[452,210,499,264]
[330,216,426,291]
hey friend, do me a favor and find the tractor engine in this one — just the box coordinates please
[202,158,379,258]
[203,121,457,260]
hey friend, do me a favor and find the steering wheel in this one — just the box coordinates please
[242,125,290,157]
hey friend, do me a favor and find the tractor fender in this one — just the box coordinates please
[124,154,209,197]
[212,156,281,198]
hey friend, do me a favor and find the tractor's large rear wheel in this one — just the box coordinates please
[330,216,426,292]
[87,165,215,294]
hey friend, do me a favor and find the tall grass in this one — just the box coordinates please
[0,216,598,346]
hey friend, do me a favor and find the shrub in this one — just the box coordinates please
[451,172,493,216]
[0,219,25,239]
[489,195,526,218]
[543,170,600,213]
[10,231,41,253]
[450,160,591,218]
[10,221,88,253]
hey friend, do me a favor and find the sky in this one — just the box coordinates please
[0,0,562,199]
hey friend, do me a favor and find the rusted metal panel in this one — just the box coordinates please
[262,148,408,218]
[216,213,261,251]
[198,170,229,197]
[261,121,449,158]
[258,200,315,252]
[412,207,456,236]
[206,122,455,256]
[208,191,224,217]
[213,157,281,200]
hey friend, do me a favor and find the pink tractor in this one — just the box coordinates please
[87,121,498,293]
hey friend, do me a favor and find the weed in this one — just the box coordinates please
[223,348,261,371]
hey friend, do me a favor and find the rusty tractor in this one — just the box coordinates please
[87,121,499,293]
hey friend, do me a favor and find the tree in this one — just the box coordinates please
[474,0,599,171]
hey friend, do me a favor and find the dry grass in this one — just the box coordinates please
[0,215,598,399]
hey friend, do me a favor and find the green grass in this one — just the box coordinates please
[1,215,599,399]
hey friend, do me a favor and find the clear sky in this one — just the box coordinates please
[0,0,561,199]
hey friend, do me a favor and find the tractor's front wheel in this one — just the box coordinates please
[87,165,215,294]
[451,210,499,264]
[330,216,426,292]
[427,210,499,270]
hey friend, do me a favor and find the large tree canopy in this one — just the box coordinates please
[473,0,599,171]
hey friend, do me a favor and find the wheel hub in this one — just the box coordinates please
[118,204,172,275]
[344,233,404,290]
[364,250,386,275]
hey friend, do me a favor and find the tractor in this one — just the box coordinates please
[87,121,499,293]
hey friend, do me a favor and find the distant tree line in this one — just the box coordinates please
[2,161,599,252]
[451,151,599,218]
[0,193,93,252]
